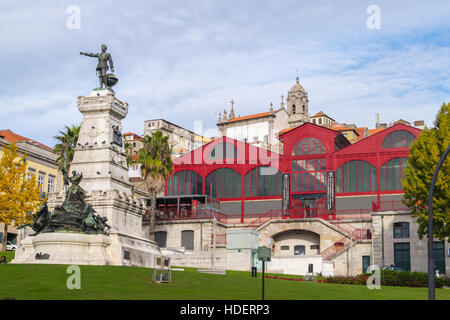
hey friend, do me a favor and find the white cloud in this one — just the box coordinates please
[0,1,448,146]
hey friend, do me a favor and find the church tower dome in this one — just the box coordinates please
[289,76,306,94]
[287,76,309,128]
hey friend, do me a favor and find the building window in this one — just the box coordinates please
[244,166,282,197]
[155,231,167,248]
[382,130,415,148]
[394,242,410,271]
[318,118,322,125]
[294,245,305,256]
[310,245,320,250]
[380,157,408,191]
[336,160,377,193]
[433,242,446,274]
[292,137,325,156]
[205,168,242,199]
[38,173,45,192]
[291,172,326,192]
[208,142,239,159]
[263,135,269,145]
[181,230,194,250]
[27,168,36,181]
[167,170,203,196]
[280,246,289,250]
[292,105,296,114]
[312,119,316,124]
[393,222,409,239]
[292,159,326,172]
[47,176,55,193]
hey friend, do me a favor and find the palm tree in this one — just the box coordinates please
[137,131,173,240]
[53,125,80,174]
[124,141,133,166]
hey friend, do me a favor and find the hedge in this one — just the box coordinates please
[327,270,450,288]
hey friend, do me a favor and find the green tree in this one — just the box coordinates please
[124,141,133,166]
[403,103,450,240]
[53,125,80,173]
[136,131,173,240]
[0,142,44,250]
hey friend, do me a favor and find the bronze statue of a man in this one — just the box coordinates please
[80,44,116,89]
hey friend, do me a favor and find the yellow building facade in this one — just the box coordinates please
[0,130,63,246]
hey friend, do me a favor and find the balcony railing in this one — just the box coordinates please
[152,209,228,224]
[151,200,409,227]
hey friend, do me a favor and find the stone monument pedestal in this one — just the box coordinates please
[13,233,112,265]
[13,231,164,267]
[13,89,164,268]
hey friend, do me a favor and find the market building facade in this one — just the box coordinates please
[149,119,448,277]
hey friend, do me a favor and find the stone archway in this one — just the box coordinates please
[272,229,320,257]
[258,219,348,255]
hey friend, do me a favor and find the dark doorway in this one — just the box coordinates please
[181,230,194,250]
[362,255,371,273]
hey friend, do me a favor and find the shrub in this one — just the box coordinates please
[327,270,449,288]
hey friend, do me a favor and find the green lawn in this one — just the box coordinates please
[0,263,449,300]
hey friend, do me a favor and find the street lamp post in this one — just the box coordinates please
[370,225,375,267]
[350,231,353,276]
[427,145,450,300]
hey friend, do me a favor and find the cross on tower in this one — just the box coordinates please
[230,99,235,109]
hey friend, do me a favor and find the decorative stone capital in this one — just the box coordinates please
[77,91,128,120]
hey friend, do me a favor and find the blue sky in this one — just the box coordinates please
[0,1,449,147]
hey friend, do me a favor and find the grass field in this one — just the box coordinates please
[0,262,449,300]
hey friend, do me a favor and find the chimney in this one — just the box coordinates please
[414,120,424,127]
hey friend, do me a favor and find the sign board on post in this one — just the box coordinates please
[326,171,335,211]
[257,246,271,300]
[257,246,271,262]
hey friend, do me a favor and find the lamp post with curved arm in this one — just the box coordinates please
[428,144,450,300]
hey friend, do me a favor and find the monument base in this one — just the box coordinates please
[12,232,164,268]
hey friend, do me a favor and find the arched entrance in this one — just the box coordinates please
[272,229,320,257]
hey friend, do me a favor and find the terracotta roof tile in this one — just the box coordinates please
[279,127,295,135]
[0,129,53,151]
[369,128,386,136]
[123,132,142,140]
[227,112,271,122]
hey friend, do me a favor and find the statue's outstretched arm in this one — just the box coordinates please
[80,52,99,57]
